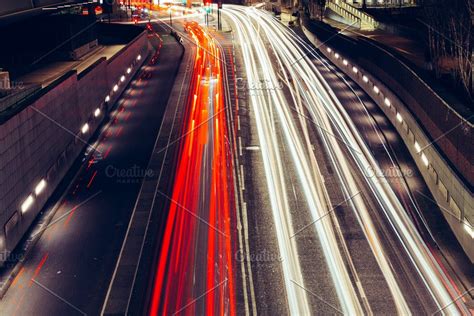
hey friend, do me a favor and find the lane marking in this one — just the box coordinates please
[245,146,260,151]
[240,165,245,191]
[30,253,49,286]
[238,137,243,156]
[86,171,98,189]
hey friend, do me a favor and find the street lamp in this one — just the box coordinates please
[168,5,172,26]
[146,0,151,23]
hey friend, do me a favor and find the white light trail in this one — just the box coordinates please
[224,5,468,315]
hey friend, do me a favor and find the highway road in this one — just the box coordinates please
[221,5,472,315]
[0,25,183,315]
[1,5,472,316]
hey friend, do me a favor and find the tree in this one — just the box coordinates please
[316,0,326,21]
[423,0,473,99]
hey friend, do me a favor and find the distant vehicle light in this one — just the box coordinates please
[34,179,47,195]
[21,195,34,213]
[95,6,103,15]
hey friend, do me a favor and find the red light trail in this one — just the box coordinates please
[149,22,236,316]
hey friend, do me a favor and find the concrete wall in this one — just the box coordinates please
[0,31,149,262]
[304,22,473,189]
[0,0,76,16]
[302,24,474,262]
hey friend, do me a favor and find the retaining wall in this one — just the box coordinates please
[302,23,474,262]
[0,30,149,262]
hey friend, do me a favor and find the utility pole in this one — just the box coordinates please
[217,1,222,30]
[148,0,151,23]
[168,6,172,25]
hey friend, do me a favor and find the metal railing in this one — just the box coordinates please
[327,1,361,28]
[0,85,41,113]
[331,0,379,30]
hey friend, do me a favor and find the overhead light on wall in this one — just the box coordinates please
[81,123,89,134]
[421,153,429,167]
[373,85,380,94]
[127,67,132,74]
[113,85,118,92]
[384,97,391,106]
[334,53,339,59]
[414,141,421,153]
[327,47,331,53]
[363,75,368,83]
[463,221,474,238]
[105,95,110,102]
[343,59,348,66]
[396,112,403,123]
[34,179,47,195]
[94,108,101,117]
[21,195,34,213]
[121,75,126,82]
[352,66,358,73]
[137,55,142,61]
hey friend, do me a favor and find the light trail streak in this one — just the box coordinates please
[148,22,236,316]
[223,5,470,315]
[223,8,362,315]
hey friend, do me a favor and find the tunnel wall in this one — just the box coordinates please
[0,30,149,262]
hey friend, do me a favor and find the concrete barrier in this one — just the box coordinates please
[0,30,149,264]
[303,21,473,188]
[302,23,474,262]
[69,39,99,60]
